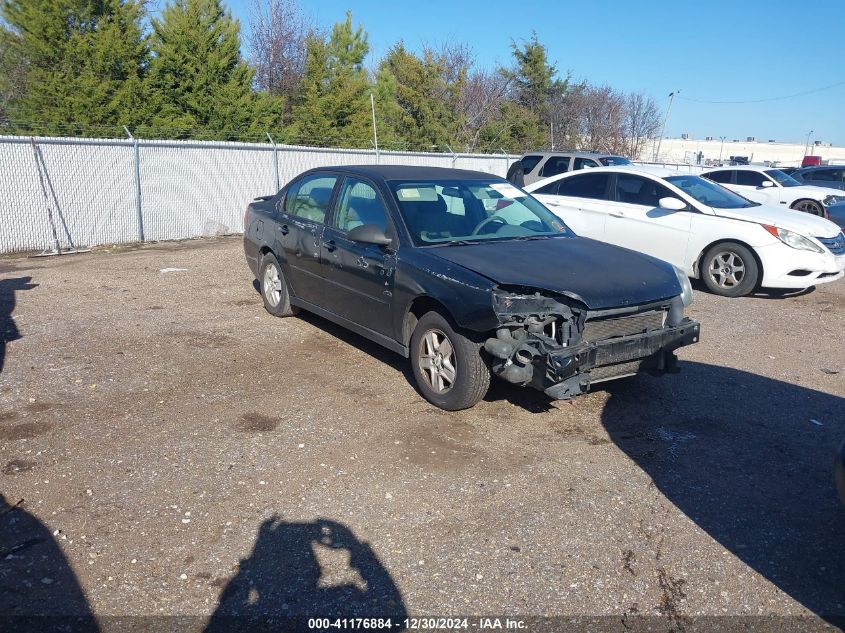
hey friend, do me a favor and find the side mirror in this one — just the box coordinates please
[346,223,392,247]
[658,197,687,211]
[760,180,774,188]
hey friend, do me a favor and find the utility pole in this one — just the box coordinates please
[550,122,554,151]
[803,129,814,158]
[654,90,679,162]
[370,93,380,164]
[718,136,726,164]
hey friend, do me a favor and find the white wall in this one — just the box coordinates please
[643,137,845,167]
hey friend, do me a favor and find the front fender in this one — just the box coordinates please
[392,251,498,341]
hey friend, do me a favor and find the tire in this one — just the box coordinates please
[409,311,490,411]
[259,253,297,317]
[791,199,824,216]
[700,242,760,297]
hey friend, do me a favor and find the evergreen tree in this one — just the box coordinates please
[145,0,278,138]
[496,32,566,150]
[375,43,462,151]
[290,11,372,147]
[0,0,149,130]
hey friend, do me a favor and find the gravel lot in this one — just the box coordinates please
[0,236,843,630]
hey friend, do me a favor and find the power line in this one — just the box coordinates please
[678,79,845,104]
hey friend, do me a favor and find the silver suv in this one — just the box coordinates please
[513,151,631,185]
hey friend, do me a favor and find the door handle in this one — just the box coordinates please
[609,210,626,218]
[324,239,337,253]
[278,224,289,235]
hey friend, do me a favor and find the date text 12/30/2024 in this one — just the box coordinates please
[308,618,528,630]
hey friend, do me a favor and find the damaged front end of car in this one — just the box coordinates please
[483,286,700,400]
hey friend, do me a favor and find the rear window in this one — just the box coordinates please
[599,156,631,166]
[520,155,543,173]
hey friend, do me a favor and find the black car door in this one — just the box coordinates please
[274,173,339,305]
[320,176,397,337]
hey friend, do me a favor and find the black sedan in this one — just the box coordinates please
[243,166,700,410]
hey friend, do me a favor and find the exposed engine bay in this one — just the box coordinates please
[483,288,700,399]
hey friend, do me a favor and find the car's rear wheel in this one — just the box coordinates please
[701,242,759,297]
[259,253,297,317]
[410,311,490,411]
[791,199,824,216]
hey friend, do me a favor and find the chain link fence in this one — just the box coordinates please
[0,135,518,255]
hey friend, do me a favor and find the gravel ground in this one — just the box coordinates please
[0,236,843,630]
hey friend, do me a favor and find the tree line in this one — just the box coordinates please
[0,0,662,155]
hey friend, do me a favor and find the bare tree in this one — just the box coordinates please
[576,84,627,154]
[625,92,661,159]
[0,32,27,125]
[248,0,313,103]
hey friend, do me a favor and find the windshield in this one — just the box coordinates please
[765,169,802,187]
[390,180,572,246]
[665,175,759,209]
[599,156,631,166]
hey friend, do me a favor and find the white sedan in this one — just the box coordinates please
[525,165,845,297]
[701,165,845,217]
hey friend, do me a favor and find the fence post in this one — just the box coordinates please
[267,133,280,192]
[124,126,144,242]
[446,144,458,168]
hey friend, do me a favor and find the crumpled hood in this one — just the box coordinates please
[429,236,681,310]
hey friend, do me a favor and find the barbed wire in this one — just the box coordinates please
[0,118,527,155]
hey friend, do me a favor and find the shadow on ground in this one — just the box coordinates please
[206,517,406,632]
[601,361,845,625]
[0,276,37,375]
[0,494,98,631]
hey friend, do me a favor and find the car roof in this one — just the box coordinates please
[703,165,773,172]
[524,164,693,191]
[305,165,499,181]
[794,165,842,172]
[522,150,624,159]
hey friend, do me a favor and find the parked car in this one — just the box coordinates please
[701,165,845,218]
[791,166,845,192]
[837,439,845,504]
[512,151,631,186]
[243,165,700,410]
[525,166,845,297]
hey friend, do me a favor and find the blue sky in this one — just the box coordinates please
[223,0,845,145]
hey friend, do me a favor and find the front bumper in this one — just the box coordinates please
[756,243,845,289]
[486,318,700,400]
[542,318,700,398]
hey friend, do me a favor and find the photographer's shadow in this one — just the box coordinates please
[206,517,406,632]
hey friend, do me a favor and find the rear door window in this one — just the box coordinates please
[557,173,611,200]
[285,175,338,223]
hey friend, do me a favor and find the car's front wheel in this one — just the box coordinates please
[410,311,490,411]
[259,253,298,317]
[791,199,824,216]
[701,242,759,297]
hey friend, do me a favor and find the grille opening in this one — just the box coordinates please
[582,310,666,343]
[787,269,812,277]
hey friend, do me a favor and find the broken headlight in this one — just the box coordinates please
[673,265,694,307]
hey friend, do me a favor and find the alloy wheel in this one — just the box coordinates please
[263,263,282,307]
[418,329,457,394]
[708,251,746,289]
